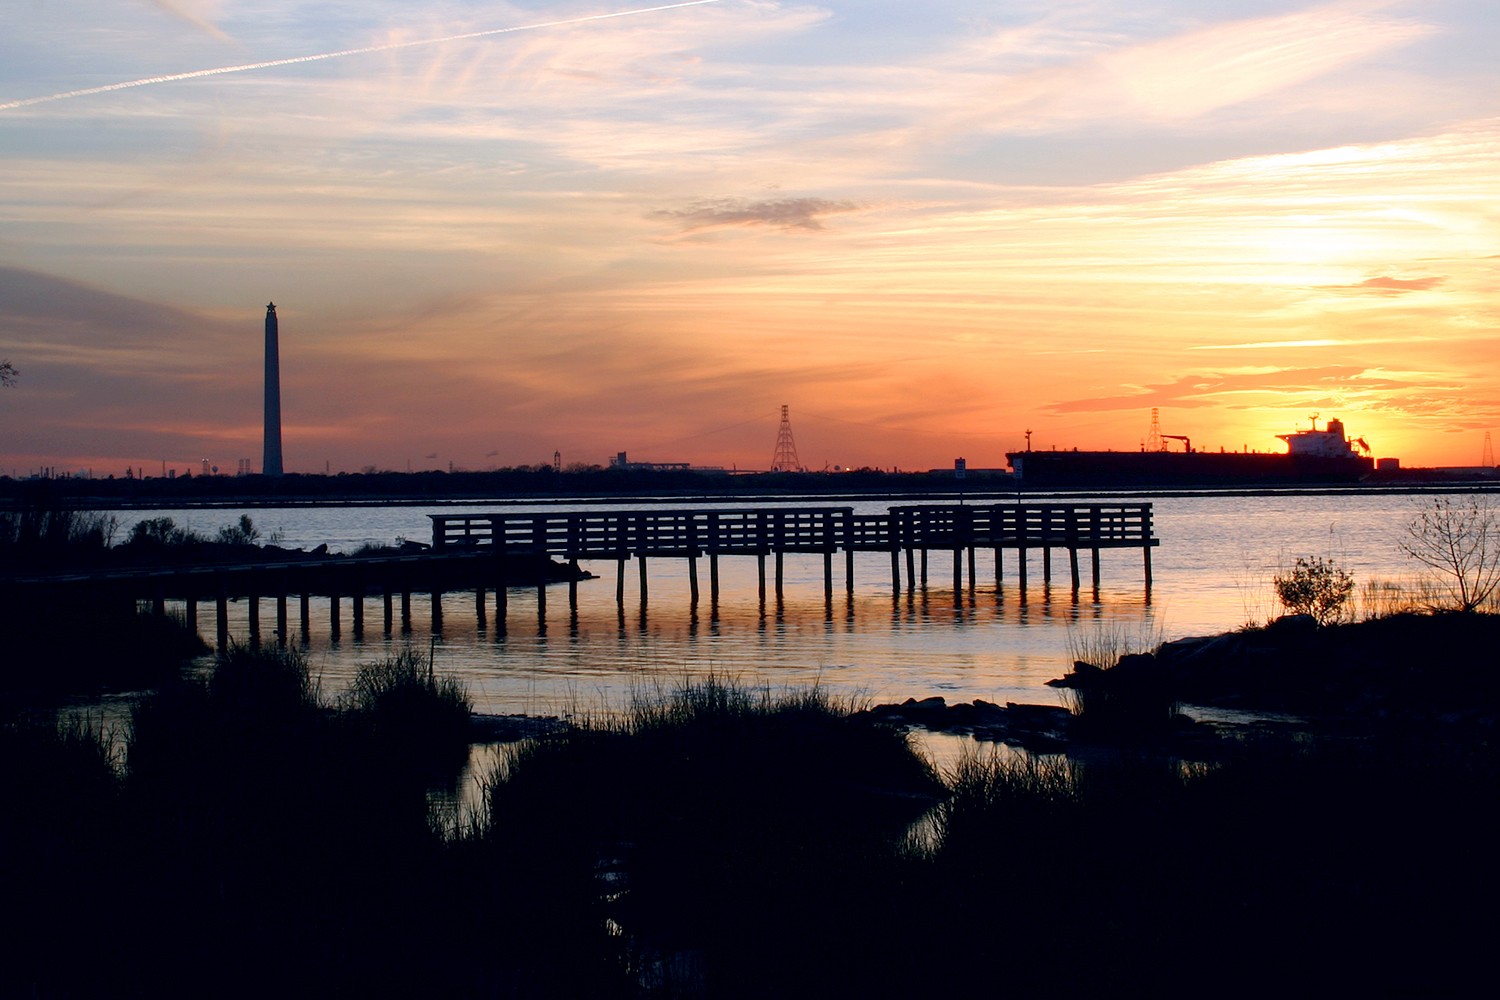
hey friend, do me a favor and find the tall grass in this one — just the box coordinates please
[1059,619,1179,736]
[480,674,945,995]
[1064,617,1164,670]
[340,646,473,782]
[1352,575,1500,618]
[0,506,118,563]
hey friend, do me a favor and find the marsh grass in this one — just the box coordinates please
[5,644,1499,997]
[1059,619,1179,736]
[340,646,473,781]
[0,507,118,563]
[482,674,945,994]
[1351,575,1500,617]
[933,747,1082,852]
[344,540,402,558]
[1064,618,1163,671]
[210,641,322,714]
[1357,576,1426,619]
[1,712,121,825]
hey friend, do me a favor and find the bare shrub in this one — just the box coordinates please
[1399,495,1500,613]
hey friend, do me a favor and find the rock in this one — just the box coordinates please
[1267,613,1317,634]
[1157,633,1240,668]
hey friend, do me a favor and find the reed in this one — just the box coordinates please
[340,645,473,782]
[1059,619,1179,735]
[1,711,120,818]
[0,506,118,564]
[1064,618,1161,670]
[480,674,944,994]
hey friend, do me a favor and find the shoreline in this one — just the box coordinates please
[4,469,1499,512]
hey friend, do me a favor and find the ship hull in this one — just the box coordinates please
[1006,450,1373,487]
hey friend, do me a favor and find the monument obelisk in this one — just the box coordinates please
[263,302,284,476]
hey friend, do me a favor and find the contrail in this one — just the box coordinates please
[1,0,726,112]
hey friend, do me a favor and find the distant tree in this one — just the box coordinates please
[1400,495,1500,613]
[127,517,202,547]
[216,514,262,547]
[1273,556,1355,625]
[0,360,16,386]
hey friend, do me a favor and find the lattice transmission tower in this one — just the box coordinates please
[1145,408,1164,451]
[1484,431,1495,469]
[770,405,802,472]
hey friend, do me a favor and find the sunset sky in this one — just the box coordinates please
[3,0,1498,476]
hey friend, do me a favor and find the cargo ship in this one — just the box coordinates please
[1007,416,1375,487]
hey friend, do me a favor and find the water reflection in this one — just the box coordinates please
[119,490,1448,720]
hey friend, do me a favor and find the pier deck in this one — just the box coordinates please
[4,503,1158,651]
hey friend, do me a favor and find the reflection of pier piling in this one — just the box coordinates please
[4,504,1158,651]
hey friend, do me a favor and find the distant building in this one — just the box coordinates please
[610,451,725,474]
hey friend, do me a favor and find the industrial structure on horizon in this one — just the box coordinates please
[263,302,283,477]
[770,405,803,472]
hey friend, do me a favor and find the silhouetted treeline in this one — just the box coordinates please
[0,466,998,507]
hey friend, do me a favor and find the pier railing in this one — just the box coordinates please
[430,504,1157,558]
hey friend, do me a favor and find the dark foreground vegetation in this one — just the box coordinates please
[4,612,1499,997]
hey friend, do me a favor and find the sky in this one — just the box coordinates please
[2,0,1498,477]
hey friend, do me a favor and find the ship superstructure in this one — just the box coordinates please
[1277,415,1370,460]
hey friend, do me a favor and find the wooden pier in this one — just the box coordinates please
[430,502,1158,604]
[4,503,1157,652]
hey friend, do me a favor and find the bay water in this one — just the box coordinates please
[117,489,1484,722]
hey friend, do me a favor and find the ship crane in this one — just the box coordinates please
[1161,434,1192,453]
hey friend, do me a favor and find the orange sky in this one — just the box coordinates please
[2,1,1498,476]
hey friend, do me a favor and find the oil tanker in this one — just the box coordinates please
[1006,416,1375,487]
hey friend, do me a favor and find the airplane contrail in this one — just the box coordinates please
[0,0,727,112]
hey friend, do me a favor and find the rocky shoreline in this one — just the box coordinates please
[858,611,1500,757]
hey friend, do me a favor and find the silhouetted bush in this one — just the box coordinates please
[0,599,206,710]
[1274,555,1355,624]
[340,646,473,784]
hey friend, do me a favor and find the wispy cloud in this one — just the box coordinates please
[651,197,863,235]
[149,1,232,42]
[1046,365,1457,415]
[1192,340,1353,351]
[1099,1,1435,121]
[1321,275,1447,293]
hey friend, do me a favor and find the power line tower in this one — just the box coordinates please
[1483,431,1494,469]
[1145,408,1164,452]
[770,405,802,472]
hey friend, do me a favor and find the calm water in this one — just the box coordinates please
[121,489,1491,720]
